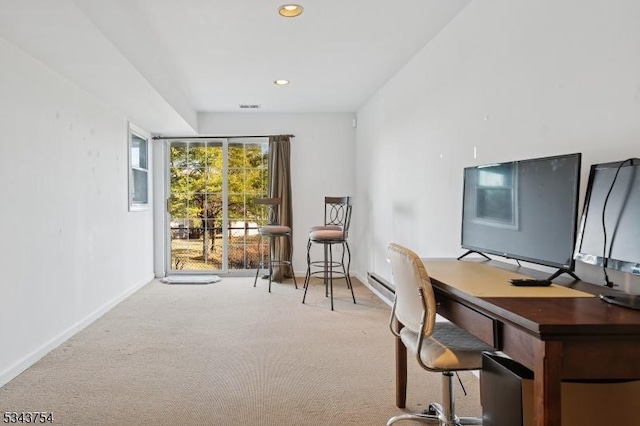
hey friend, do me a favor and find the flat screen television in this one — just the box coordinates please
[460,153,582,280]
[574,158,640,278]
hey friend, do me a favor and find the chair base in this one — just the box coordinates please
[387,403,482,426]
[302,240,355,310]
[387,371,482,426]
[253,231,298,292]
[253,263,298,292]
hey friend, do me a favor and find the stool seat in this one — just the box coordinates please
[309,229,344,240]
[309,224,342,232]
[259,225,292,235]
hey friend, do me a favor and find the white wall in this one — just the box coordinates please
[355,0,640,287]
[0,37,155,386]
[197,112,356,275]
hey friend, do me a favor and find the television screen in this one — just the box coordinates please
[574,158,640,276]
[461,153,582,270]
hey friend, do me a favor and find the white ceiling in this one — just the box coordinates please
[0,0,470,134]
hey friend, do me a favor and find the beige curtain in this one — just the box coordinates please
[268,135,293,281]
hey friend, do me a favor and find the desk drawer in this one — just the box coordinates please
[436,293,499,348]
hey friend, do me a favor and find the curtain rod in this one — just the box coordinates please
[152,134,294,140]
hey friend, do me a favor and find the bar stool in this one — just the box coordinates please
[253,197,298,292]
[302,196,355,310]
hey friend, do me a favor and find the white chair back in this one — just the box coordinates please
[388,243,437,337]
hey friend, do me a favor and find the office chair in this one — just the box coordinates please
[253,197,298,292]
[302,196,355,310]
[387,243,493,425]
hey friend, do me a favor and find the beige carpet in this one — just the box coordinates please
[0,277,481,425]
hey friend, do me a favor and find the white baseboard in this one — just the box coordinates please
[0,274,153,388]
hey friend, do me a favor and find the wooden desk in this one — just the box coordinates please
[394,259,640,426]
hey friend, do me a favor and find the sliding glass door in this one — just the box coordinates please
[166,138,269,274]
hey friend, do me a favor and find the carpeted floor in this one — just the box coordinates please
[0,276,481,425]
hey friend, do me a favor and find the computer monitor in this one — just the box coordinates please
[574,158,640,277]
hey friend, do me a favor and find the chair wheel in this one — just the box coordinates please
[425,405,438,415]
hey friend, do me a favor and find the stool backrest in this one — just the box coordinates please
[324,196,352,237]
[254,197,282,226]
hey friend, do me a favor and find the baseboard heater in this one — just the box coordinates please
[367,272,395,304]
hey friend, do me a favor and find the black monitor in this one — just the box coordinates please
[574,158,640,278]
[460,153,582,280]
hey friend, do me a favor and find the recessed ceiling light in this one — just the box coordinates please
[278,4,303,17]
[274,79,290,86]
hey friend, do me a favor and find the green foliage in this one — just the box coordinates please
[169,141,269,226]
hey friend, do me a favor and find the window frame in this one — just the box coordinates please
[128,123,151,211]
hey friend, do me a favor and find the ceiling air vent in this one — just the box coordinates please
[239,104,261,109]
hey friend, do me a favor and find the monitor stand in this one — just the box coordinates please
[457,250,490,261]
[546,268,580,282]
[599,293,640,310]
[458,253,581,282]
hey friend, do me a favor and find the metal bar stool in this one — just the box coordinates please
[253,197,298,292]
[302,196,355,310]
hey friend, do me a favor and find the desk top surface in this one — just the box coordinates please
[424,260,593,298]
[422,258,640,336]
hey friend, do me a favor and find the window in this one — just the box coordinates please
[473,163,518,229]
[128,123,150,210]
[167,138,269,272]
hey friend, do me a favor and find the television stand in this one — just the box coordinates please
[457,250,491,261]
[457,253,581,282]
[546,268,580,282]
